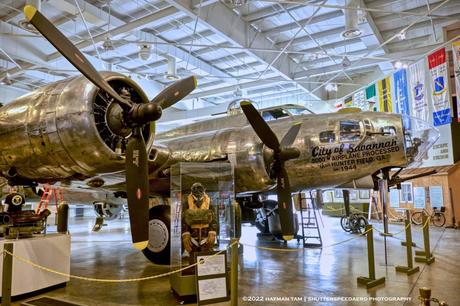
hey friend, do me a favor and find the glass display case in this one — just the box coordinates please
[169,162,235,299]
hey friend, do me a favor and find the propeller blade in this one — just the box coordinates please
[151,76,197,109]
[280,122,301,148]
[240,101,280,152]
[125,128,149,250]
[23,5,130,109]
[276,165,295,240]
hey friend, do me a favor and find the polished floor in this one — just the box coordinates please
[14,211,460,306]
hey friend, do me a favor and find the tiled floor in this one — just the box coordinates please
[14,213,459,305]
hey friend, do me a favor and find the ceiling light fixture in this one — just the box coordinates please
[341,0,362,39]
[397,31,406,40]
[102,36,115,51]
[394,61,403,69]
[224,0,248,7]
[138,44,152,61]
[325,83,338,92]
[341,56,351,67]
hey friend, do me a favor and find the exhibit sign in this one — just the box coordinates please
[378,77,393,112]
[353,89,367,110]
[393,69,410,127]
[409,60,429,122]
[390,189,400,208]
[413,187,426,209]
[453,40,460,122]
[429,186,444,207]
[428,48,451,126]
[195,251,230,305]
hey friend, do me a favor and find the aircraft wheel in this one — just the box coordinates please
[142,205,171,265]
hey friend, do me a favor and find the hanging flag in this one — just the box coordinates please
[344,95,353,107]
[393,69,410,126]
[428,48,451,126]
[408,59,429,122]
[378,77,393,112]
[353,90,366,110]
[452,40,460,122]
[366,84,377,111]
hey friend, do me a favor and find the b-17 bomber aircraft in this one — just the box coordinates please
[0,5,439,265]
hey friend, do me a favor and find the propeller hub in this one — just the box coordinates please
[106,102,131,137]
[129,103,162,126]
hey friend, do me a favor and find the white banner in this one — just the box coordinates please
[428,48,451,126]
[453,41,460,122]
[408,60,429,122]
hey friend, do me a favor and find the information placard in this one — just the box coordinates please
[195,251,229,305]
[429,186,444,207]
[414,187,426,209]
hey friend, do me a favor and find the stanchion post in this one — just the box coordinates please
[395,215,420,275]
[419,287,431,306]
[357,225,385,289]
[2,243,13,306]
[415,214,435,265]
[230,238,239,306]
[401,210,416,247]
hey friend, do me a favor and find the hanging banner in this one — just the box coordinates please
[393,69,410,128]
[408,59,429,122]
[378,77,393,112]
[353,89,366,110]
[453,41,460,122]
[366,84,377,111]
[428,48,451,126]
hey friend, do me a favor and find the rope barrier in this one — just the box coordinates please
[240,228,372,252]
[2,240,239,283]
[372,221,411,237]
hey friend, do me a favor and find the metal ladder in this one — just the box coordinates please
[298,191,322,248]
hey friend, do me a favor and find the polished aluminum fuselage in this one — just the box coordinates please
[155,110,408,194]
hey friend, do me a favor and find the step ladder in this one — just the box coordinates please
[297,191,322,248]
[35,185,64,214]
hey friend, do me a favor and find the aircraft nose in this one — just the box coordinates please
[402,115,440,166]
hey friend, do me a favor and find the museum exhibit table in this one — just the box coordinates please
[0,233,70,297]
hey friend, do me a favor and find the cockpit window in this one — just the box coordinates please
[340,120,361,142]
[319,130,336,143]
[261,109,289,121]
[381,126,396,136]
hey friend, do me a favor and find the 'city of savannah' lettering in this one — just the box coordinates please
[310,139,400,172]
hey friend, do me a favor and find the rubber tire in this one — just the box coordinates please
[340,216,352,232]
[142,205,171,265]
[432,213,446,227]
[254,200,278,233]
[354,216,368,233]
[411,212,423,225]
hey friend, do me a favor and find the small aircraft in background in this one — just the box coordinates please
[0,5,439,265]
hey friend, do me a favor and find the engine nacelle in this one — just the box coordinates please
[93,201,123,221]
[0,72,153,182]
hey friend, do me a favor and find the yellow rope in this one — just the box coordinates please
[372,221,411,237]
[322,206,345,212]
[2,240,239,283]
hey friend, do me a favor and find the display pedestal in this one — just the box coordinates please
[169,162,235,304]
[0,233,70,297]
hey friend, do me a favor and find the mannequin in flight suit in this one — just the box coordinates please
[181,182,217,257]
